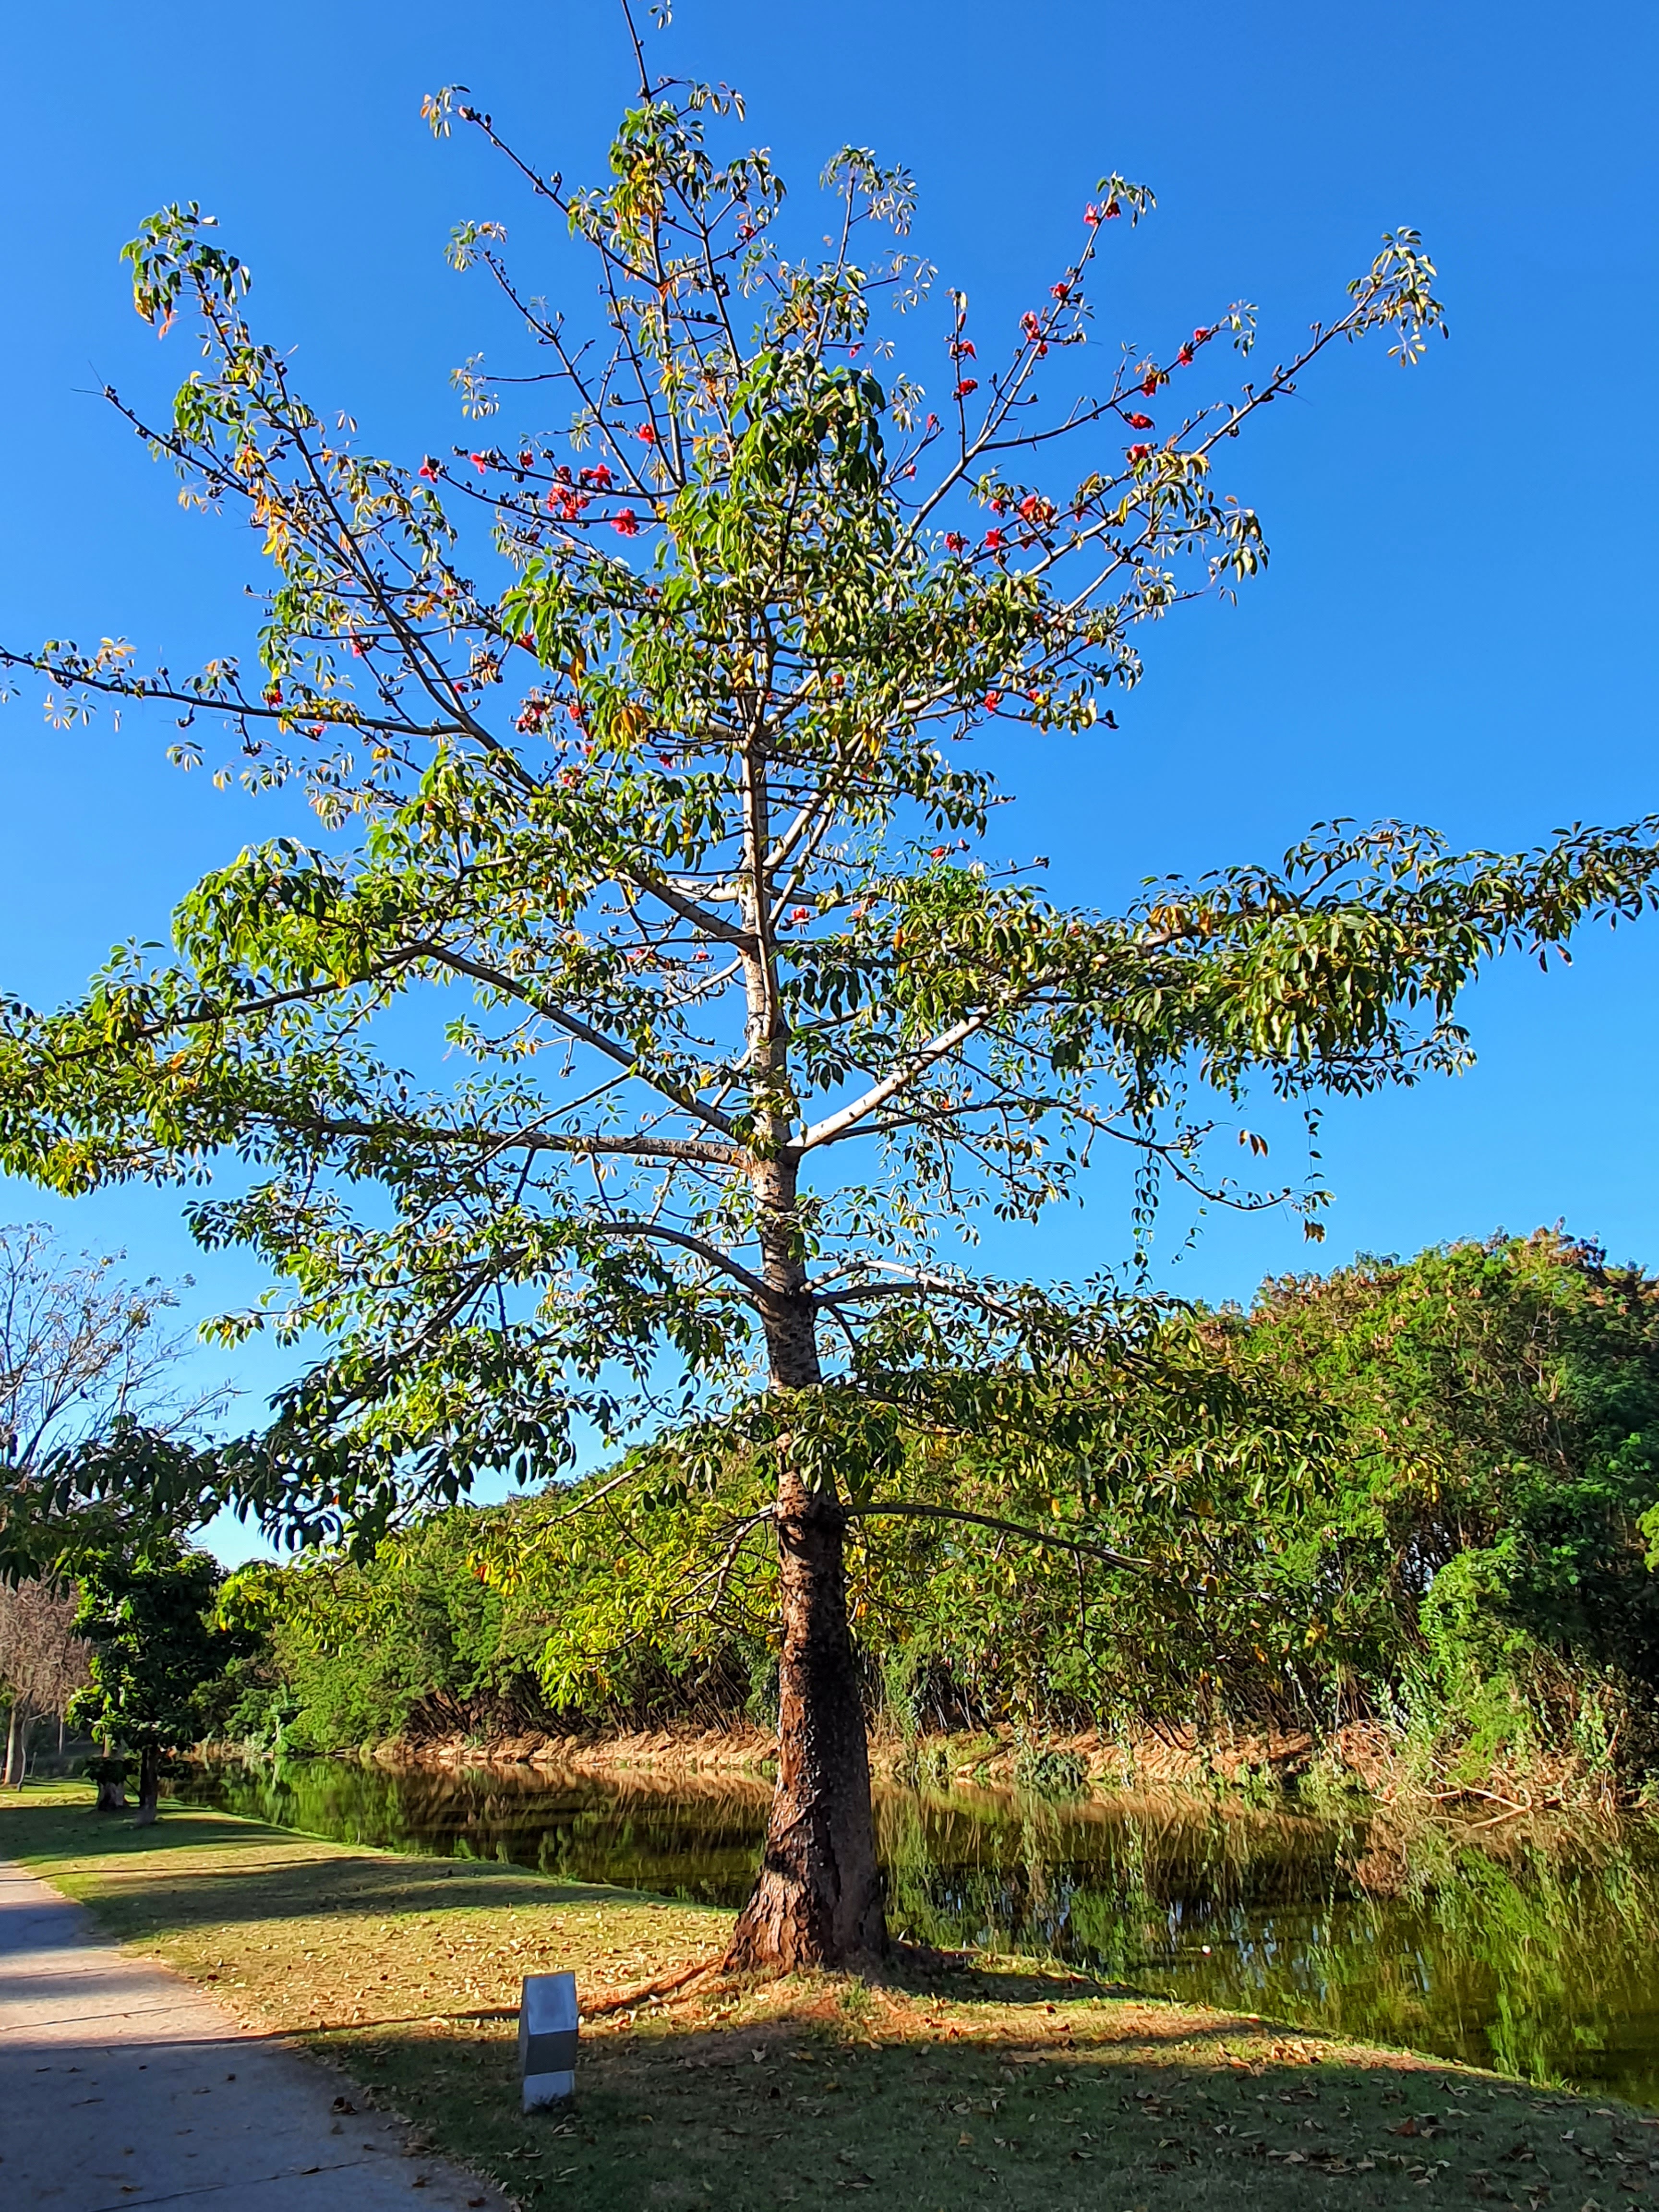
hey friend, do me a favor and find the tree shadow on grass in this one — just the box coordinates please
[0,1795,682,1944]
[307,1997,1616,2212]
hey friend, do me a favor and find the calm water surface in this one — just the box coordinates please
[176,1757,1659,2107]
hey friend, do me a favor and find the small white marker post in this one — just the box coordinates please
[519,1972,579,2110]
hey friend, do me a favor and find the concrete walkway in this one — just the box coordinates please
[0,1861,506,2211]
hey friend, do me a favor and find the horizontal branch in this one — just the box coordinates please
[289,1112,743,1171]
[587,1218,771,1304]
[841,1498,1148,1572]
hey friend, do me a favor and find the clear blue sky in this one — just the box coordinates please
[1,1,1654,1557]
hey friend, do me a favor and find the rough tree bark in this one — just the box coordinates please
[724,1139,885,1968]
[725,1466,884,1967]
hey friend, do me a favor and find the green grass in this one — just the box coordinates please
[5,1781,1657,2209]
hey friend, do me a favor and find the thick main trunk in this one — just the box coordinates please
[726,1473,884,1970]
[729,784,883,1967]
[132,1745,160,1827]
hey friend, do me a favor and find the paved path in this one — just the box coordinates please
[0,1860,506,2211]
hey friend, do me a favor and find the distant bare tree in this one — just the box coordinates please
[0,1578,90,1786]
[0,1223,232,1576]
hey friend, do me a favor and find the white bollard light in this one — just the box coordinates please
[519,1971,579,2110]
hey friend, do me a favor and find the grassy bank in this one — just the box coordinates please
[3,1783,1655,2210]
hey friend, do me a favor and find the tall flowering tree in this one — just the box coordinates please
[5,12,1659,1961]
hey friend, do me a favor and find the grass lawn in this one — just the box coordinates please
[4,1781,1656,2210]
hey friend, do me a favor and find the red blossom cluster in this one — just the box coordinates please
[1020,310,1049,358]
[546,467,589,524]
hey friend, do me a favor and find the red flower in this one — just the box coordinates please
[1018,493,1055,528]
[1142,375,1160,396]
[984,528,1006,552]
[789,906,811,923]
[929,845,949,857]
[469,452,490,472]
[926,413,940,432]
[1125,413,1154,430]
[1083,205,1103,227]
[1193,325,1214,346]
[580,464,614,491]
[1022,311,1042,340]
[1051,282,1070,301]
[636,422,657,443]
[954,378,978,399]
[417,457,439,482]
[612,508,641,537]
[1178,344,1195,366]
[518,449,535,469]
[945,532,968,553]
[1105,200,1121,218]
[950,338,977,359]
[983,691,1002,712]
[1126,443,1154,462]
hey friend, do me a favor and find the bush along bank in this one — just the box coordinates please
[208,1232,1659,1810]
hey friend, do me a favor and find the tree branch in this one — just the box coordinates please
[841,1498,1148,1571]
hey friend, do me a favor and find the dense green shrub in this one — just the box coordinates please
[227,1232,1659,1782]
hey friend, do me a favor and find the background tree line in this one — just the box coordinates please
[216,1229,1659,1795]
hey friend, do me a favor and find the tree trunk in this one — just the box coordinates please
[132,1744,160,1827]
[725,1470,884,1970]
[729,760,884,1970]
[94,1761,130,1812]
[6,1703,33,1790]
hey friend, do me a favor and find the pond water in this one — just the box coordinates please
[175,1757,1659,2108]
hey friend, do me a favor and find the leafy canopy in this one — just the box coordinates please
[3,22,1657,1552]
